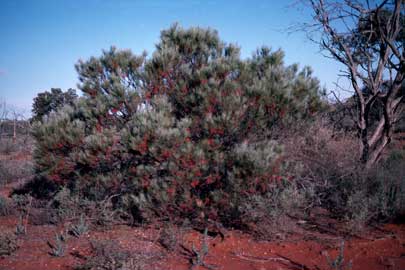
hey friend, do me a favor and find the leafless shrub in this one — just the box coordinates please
[284,117,359,185]
[0,158,33,186]
[0,138,18,155]
[284,117,405,229]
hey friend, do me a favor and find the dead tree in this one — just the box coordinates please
[303,0,404,168]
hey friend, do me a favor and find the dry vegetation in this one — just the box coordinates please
[0,115,404,270]
[0,3,404,267]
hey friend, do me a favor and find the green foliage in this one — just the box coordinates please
[48,232,68,257]
[326,150,405,227]
[325,241,352,270]
[15,215,27,235]
[188,228,216,270]
[32,25,324,227]
[74,240,133,270]
[69,214,89,238]
[74,239,163,270]
[31,88,77,123]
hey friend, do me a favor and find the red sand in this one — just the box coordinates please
[0,212,404,270]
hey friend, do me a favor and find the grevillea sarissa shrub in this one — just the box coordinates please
[32,24,324,226]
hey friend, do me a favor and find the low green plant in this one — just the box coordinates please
[12,194,32,235]
[70,215,89,238]
[0,231,18,257]
[74,240,131,270]
[325,240,352,270]
[15,215,27,235]
[187,228,217,270]
[52,188,82,221]
[48,232,68,257]
[343,149,405,228]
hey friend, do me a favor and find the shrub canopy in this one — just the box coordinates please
[32,24,324,225]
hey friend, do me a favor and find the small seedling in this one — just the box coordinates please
[70,215,89,238]
[13,195,32,235]
[48,232,67,257]
[187,228,217,270]
[325,240,352,270]
[15,215,26,235]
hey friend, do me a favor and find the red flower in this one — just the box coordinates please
[207,138,214,147]
[137,135,149,154]
[96,122,102,132]
[191,180,199,188]
[279,108,286,118]
[152,86,159,94]
[141,176,150,188]
[51,174,63,183]
[138,141,148,154]
[199,159,208,165]
[209,128,224,136]
[167,187,176,196]
[207,105,215,114]
[161,150,172,159]
[145,92,152,100]
[89,89,97,97]
[205,176,215,184]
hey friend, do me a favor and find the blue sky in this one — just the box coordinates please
[0,0,346,115]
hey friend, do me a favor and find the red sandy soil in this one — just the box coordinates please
[1,151,405,270]
[0,200,404,270]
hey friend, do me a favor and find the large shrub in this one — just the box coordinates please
[32,25,324,226]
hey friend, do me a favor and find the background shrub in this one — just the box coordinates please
[31,88,77,123]
[285,117,405,229]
